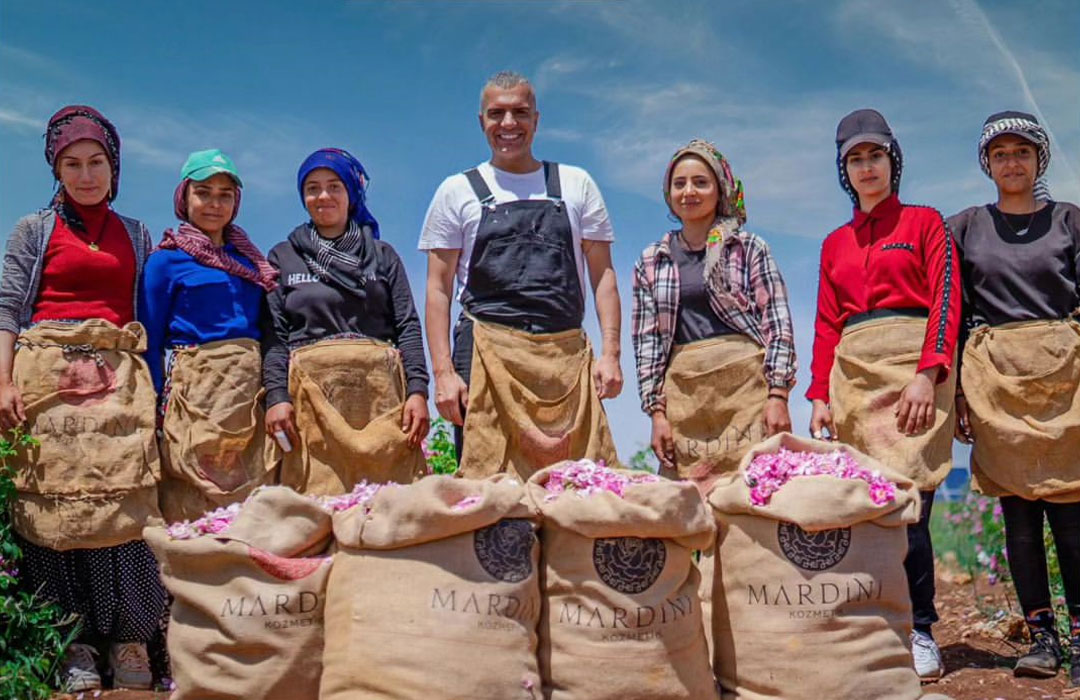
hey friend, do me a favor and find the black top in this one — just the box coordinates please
[262,225,429,407]
[948,201,1080,329]
[671,238,735,345]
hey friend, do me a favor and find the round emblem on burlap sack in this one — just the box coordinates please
[776,522,851,571]
[593,537,667,594]
[474,519,535,583]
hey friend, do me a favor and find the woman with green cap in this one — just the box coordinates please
[140,149,280,524]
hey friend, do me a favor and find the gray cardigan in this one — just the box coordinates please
[0,209,153,334]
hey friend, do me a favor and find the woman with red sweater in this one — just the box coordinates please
[0,106,163,691]
[808,109,961,681]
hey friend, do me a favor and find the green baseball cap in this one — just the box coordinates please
[180,148,243,187]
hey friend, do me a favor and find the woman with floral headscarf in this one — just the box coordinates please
[808,109,962,680]
[632,139,796,486]
[948,111,1080,685]
[140,149,279,524]
[263,148,429,494]
[0,105,164,691]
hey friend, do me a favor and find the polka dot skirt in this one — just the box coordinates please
[17,536,167,643]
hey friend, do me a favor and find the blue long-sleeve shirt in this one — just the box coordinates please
[139,245,264,393]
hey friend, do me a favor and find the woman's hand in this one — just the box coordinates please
[650,410,676,472]
[0,381,26,432]
[954,394,974,444]
[265,401,298,452]
[401,393,430,448]
[896,368,937,435]
[809,399,836,441]
[763,395,792,436]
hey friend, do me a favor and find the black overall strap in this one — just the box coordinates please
[463,168,495,205]
[543,161,562,200]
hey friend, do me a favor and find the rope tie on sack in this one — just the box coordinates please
[16,339,107,367]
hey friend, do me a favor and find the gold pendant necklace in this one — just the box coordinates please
[88,242,100,251]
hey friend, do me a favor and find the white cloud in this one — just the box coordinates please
[0,107,40,132]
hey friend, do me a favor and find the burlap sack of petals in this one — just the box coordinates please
[145,486,333,700]
[527,464,718,700]
[281,338,425,495]
[460,319,617,480]
[12,319,161,549]
[962,318,1080,502]
[160,338,280,522]
[706,432,923,700]
[663,335,767,481]
[320,474,542,700]
[830,316,956,490]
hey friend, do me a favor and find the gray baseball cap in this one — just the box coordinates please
[836,109,895,158]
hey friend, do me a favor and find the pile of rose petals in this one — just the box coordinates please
[744,448,897,507]
[166,502,243,540]
[543,459,660,501]
[320,480,389,513]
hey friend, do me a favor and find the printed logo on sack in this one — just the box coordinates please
[593,537,667,594]
[776,522,851,571]
[58,356,116,406]
[473,519,535,583]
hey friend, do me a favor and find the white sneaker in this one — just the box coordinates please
[62,643,101,692]
[911,629,944,681]
[109,641,152,690]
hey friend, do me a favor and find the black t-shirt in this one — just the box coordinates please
[262,227,429,406]
[670,238,735,345]
[948,201,1080,329]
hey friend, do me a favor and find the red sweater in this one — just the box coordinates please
[32,201,136,326]
[807,194,961,402]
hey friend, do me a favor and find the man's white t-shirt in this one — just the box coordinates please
[418,161,615,300]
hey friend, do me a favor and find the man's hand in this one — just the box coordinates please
[954,394,974,444]
[762,395,792,436]
[434,369,469,426]
[593,354,623,399]
[401,393,431,447]
[650,410,675,472]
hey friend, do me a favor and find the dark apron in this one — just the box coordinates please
[452,161,584,386]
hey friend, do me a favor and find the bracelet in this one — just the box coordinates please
[767,392,788,402]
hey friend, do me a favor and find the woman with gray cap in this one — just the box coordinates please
[949,111,1080,686]
[140,148,279,524]
[0,105,163,691]
[632,139,796,487]
[808,109,962,680]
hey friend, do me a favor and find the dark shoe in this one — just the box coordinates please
[1015,627,1062,678]
[1070,648,1080,687]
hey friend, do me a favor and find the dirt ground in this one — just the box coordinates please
[52,564,1077,700]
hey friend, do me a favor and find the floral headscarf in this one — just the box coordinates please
[663,138,747,234]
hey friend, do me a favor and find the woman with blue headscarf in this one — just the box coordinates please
[262,148,429,494]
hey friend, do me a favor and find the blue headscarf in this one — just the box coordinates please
[297,148,380,239]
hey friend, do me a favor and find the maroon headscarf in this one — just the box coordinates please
[44,105,121,201]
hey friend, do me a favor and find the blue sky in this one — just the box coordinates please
[2,0,1078,460]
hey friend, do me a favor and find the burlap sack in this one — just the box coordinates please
[962,319,1080,502]
[282,338,425,495]
[697,544,716,663]
[321,475,542,699]
[11,320,161,550]
[460,319,617,480]
[160,338,280,522]
[145,486,333,700]
[830,316,956,490]
[527,465,718,700]
[707,432,922,700]
[663,335,767,481]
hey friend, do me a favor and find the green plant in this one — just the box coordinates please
[626,444,659,473]
[0,427,80,699]
[423,418,459,475]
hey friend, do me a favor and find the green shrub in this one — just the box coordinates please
[423,417,459,475]
[0,428,80,699]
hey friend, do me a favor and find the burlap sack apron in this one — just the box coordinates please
[527,464,718,700]
[145,486,333,700]
[282,338,425,495]
[321,475,542,699]
[460,318,617,480]
[707,433,923,700]
[962,318,1080,502]
[830,315,956,490]
[663,335,767,481]
[11,319,161,549]
[160,338,280,522]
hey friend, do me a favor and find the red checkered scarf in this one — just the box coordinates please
[157,222,278,292]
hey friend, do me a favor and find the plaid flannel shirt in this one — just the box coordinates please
[631,230,797,415]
